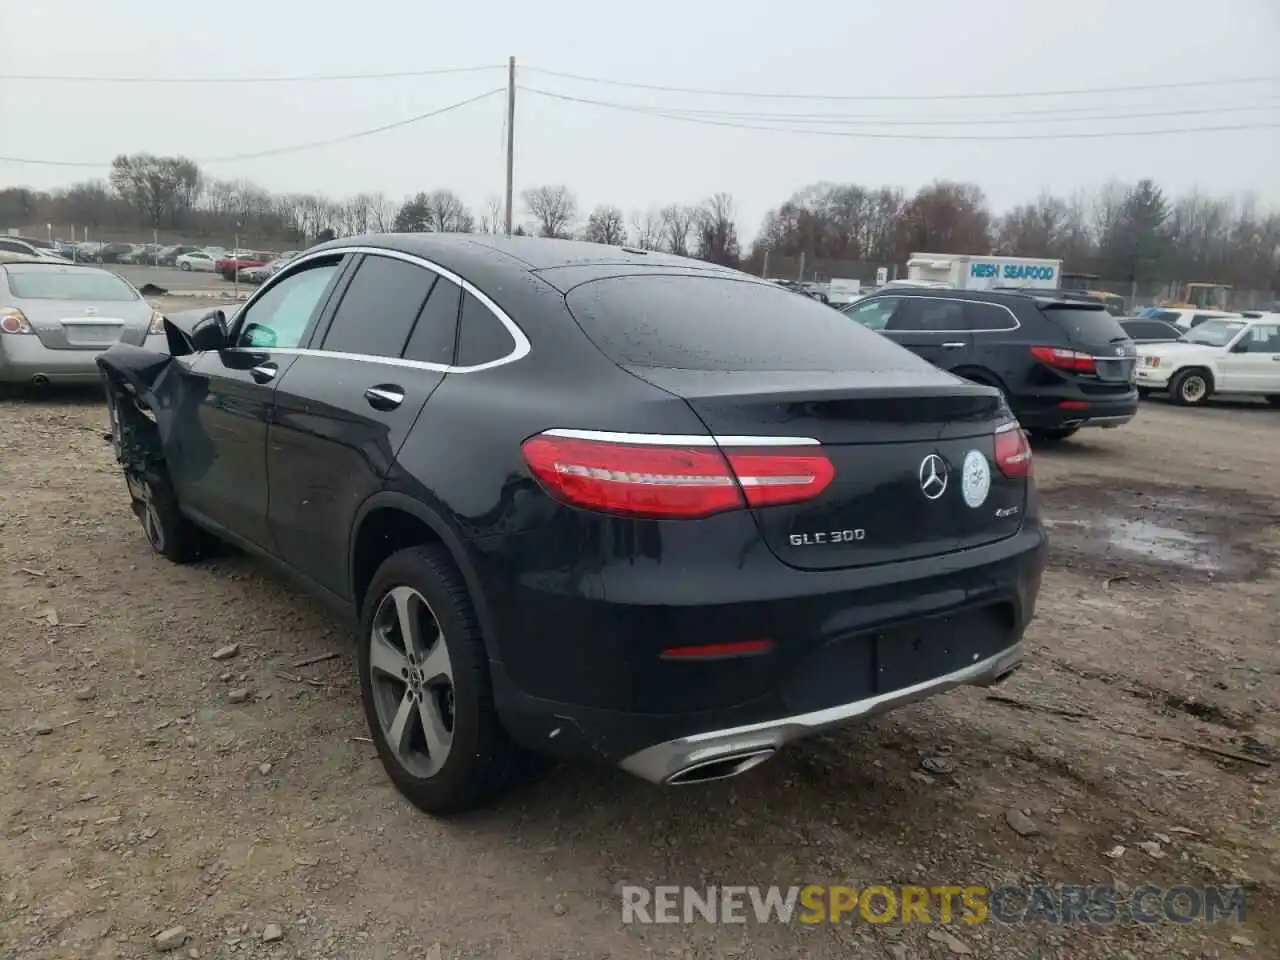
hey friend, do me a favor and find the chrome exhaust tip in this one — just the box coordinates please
[665,748,775,786]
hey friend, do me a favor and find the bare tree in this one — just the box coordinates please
[480,196,504,235]
[694,193,741,266]
[660,203,696,256]
[581,205,627,245]
[629,206,664,250]
[424,189,474,233]
[368,193,397,233]
[523,184,578,238]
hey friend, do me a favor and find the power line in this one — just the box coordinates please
[522,66,1278,101]
[0,64,505,84]
[521,86,1280,141]
[582,100,1280,127]
[0,88,505,168]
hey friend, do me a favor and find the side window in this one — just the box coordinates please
[962,302,1018,331]
[235,262,340,349]
[0,240,31,253]
[1241,325,1280,353]
[845,297,899,331]
[454,291,516,367]
[888,298,966,332]
[402,275,461,365]
[321,255,437,359]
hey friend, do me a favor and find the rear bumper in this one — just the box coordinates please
[477,516,1047,776]
[1014,391,1139,430]
[621,641,1023,783]
[0,335,167,385]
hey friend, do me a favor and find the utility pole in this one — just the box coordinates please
[504,56,516,237]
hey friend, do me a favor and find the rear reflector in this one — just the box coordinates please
[1030,345,1095,373]
[660,639,775,660]
[1057,400,1089,411]
[520,433,835,519]
[994,424,1033,478]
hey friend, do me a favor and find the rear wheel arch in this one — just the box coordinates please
[348,493,499,659]
[953,366,1011,398]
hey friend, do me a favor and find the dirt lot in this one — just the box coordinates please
[1,386,1277,960]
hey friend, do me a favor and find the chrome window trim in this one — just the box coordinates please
[542,428,820,447]
[230,244,531,373]
[856,294,1022,334]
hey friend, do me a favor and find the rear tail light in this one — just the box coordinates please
[994,423,1033,478]
[520,433,835,519]
[0,308,32,335]
[1030,345,1095,373]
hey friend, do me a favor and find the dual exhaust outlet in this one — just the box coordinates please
[664,748,776,786]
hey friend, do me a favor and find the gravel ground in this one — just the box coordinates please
[0,384,1276,959]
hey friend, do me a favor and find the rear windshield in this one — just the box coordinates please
[5,266,139,302]
[565,274,921,371]
[1039,305,1128,343]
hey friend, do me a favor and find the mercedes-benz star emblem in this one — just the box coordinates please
[919,454,948,501]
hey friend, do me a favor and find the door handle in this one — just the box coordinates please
[364,385,405,410]
[941,341,966,349]
[250,363,278,383]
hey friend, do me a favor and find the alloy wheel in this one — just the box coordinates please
[368,586,455,779]
[134,478,166,553]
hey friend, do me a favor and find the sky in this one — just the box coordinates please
[1,0,1277,238]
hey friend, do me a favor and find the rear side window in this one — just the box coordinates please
[962,302,1018,331]
[566,275,920,371]
[1038,306,1128,342]
[454,292,516,367]
[887,298,966,332]
[322,255,437,359]
[402,276,461,365]
[843,297,901,330]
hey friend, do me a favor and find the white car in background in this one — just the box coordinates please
[1136,314,1280,406]
[1139,307,1242,330]
[175,250,218,272]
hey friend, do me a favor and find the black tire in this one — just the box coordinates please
[1028,426,1080,443]
[358,544,525,815]
[1137,387,1153,399]
[1169,368,1212,407]
[126,467,211,563]
[180,261,191,271]
[1265,395,1280,408]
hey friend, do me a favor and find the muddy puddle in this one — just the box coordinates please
[1042,482,1277,583]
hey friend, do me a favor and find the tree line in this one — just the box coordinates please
[1,153,1276,289]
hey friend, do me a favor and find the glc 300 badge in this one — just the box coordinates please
[790,529,866,547]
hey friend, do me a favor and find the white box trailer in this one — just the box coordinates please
[907,253,1063,291]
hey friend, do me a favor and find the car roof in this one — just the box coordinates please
[864,285,1107,311]
[303,233,750,294]
[309,233,721,274]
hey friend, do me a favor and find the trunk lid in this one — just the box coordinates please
[626,367,1027,572]
[16,298,151,350]
[1039,303,1136,383]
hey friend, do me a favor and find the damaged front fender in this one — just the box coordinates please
[96,335,216,488]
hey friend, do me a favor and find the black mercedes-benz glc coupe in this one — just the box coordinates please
[99,235,1046,814]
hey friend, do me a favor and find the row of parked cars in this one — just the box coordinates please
[0,235,300,283]
[834,284,1280,429]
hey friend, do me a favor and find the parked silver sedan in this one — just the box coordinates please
[0,258,164,387]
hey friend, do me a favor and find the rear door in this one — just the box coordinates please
[566,275,1027,573]
[883,297,974,370]
[267,252,460,597]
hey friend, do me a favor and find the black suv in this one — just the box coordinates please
[99,236,1045,814]
[842,288,1138,441]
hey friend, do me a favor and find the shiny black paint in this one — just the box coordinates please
[98,234,1049,767]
